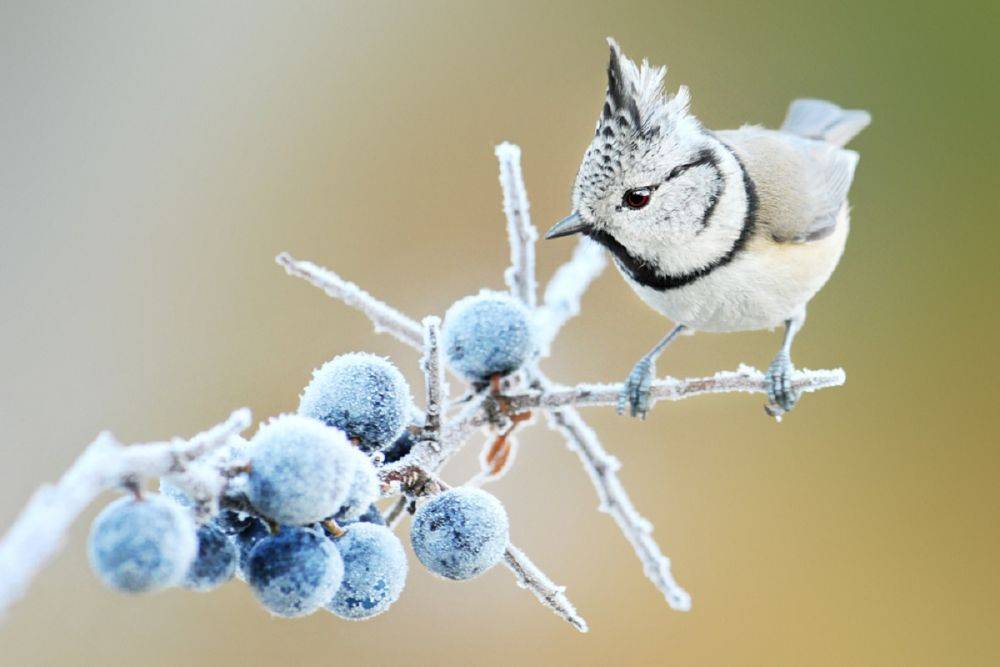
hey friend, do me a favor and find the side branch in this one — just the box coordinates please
[419,317,447,443]
[503,544,588,633]
[276,252,423,350]
[0,409,251,616]
[533,239,607,355]
[495,143,537,309]
[532,370,692,611]
[389,393,489,475]
[506,365,846,412]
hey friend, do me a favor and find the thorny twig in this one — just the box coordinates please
[383,496,410,528]
[504,543,588,633]
[495,142,537,309]
[498,366,846,413]
[419,316,447,446]
[533,239,607,356]
[534,371,691,610]
[277,252,423,349]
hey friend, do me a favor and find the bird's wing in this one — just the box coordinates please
[791,140,859,242]
[781,99,871,148]
[720,128,860,244]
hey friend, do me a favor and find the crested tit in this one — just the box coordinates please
[545,39,869,419]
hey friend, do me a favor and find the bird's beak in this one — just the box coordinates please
[544,211,588,240]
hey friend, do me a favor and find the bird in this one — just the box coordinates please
[545,38,869,420]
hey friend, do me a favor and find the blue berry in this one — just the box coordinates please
[410,487,509,581]
[88,494,197,594]
[247,527,344,618]
[247,415,357,525]
[298,353,412,453]
[184,521,237,591]
[334,448,379,522]
[442,292,535,382]
[326,523,407,620]
[233,516,271,580]
[381,430,414,464]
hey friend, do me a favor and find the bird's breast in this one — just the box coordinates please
[618,210,849,332]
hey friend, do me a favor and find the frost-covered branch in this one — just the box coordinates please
[504,365,846,413]
[383,496,410,529]
[419,316,447,444]
[277,252,423,350]
[503,543,588,633]
[532,370,691,611]
[496,143,537,309]
[0,409,251,616]
[533,239,607,356]
[493,147,687,609]
[385,394,490,477]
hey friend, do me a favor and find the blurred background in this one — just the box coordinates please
[1,1,997,665]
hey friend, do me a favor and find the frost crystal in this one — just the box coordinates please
[248,415,356,525]
[442,291,535,382]
[299,353,412,453]
[327,523,408,620]
[410,487,509,581]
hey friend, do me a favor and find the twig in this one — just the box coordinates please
[503,543,588,633]
[533,238,607,356]
[495,143,537,309]
[391,394,490,475]
[276,252,423,350]
[503,365,846,413]
[0,409,251,616]
[383,496,409,528]
[491,144,690,606]
[419,316,447,443]
[532,369,691,611]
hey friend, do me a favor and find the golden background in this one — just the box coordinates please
[1,2,997,665]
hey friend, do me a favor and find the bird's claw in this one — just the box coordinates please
[765,352,801,419]
[617,358,655,419]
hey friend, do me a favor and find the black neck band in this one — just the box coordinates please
[584,143,758,292]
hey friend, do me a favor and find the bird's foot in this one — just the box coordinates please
[617,358,655,419]
[765,352,801,420]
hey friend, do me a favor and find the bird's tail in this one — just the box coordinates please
[781,99,871,147]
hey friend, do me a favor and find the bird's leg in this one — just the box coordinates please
[617,324,687,419]
[765,315,804,419]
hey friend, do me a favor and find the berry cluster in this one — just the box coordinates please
[87,293,528,620]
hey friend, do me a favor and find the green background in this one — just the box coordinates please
[1,2,997,665]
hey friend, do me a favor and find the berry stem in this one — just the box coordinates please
[321,519,345,539]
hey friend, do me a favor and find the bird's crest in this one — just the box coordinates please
[599,38,692,143]
[575,39,697,208]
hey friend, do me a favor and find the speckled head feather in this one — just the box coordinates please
[575,38,700,219]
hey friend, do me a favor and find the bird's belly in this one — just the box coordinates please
[622,215,848,333]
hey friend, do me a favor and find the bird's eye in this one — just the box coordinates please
[623,188,652,210]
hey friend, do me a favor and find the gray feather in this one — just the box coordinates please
[781,99,871,148]
[796,145,859,242]
[720,128,862,244]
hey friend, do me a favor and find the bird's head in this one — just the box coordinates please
[546,39,730,278]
